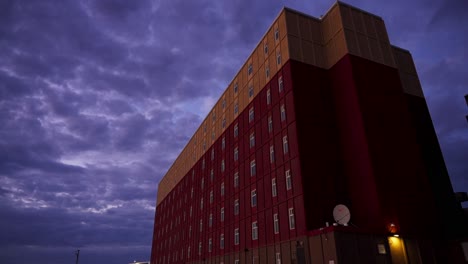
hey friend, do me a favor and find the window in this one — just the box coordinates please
[222,137,225,150]
[249,132,255,148]
[272,178,277,197]
[277,52,281,65]
[198,242,202,255]
[221,182,225,196]
[289,208,295,229]
[234,228,240,245]
[267,89,271,105]
[268,115,273,133]
[208,238,212,252]
[234,83,238,93]
[266,66,270,78]
[220,233,225,249]
[249,107,254,122]
[234,147,238,161]
[204,123,207,132]
[286,170,292,190]
[202,158,205,169]
[222,99,226,109]
[234,172,239,188]
[201,178,204,190]
[210,169,214,181]
[234,199,239,215]
[209,213,213,227]
[211,149,215,160]
[270,145,275,163]
[280,104,286,121]
[191,187,194,198]
[252,221,258,240]
[188,246,191,258]
[221,159,225,172]
[274,213,279,234]
[234,123,238,137]
[212,112,216,122]
[264,43,268,54]
[200,198,204,210]
[222,118,226,128]
[275,28,279,40]
[249,85,254,98]
[251,189,257,207]
[210,190,213,203]
[283,136,289,154]
[221,207,225,222]
[234,103,238,115]
[248,63,253,75]
[250,160,256,176]
[200,219,203,232]
[278,76,283,92]
[276,252,281,264]
[235,260,239,264]
[190,206,193,217]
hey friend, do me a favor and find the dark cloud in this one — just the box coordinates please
[1,0,466,263]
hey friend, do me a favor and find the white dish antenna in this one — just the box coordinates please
[333,204,351,226]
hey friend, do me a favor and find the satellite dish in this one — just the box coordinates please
[333,204,351,226]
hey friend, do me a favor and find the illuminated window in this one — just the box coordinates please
[234,172,239,188]
[286,170,292,190]
[249,85,254,98]
[221,182,225,196]
[220,233,225,249]
[250,132,255,148]
[251,189,257,207]
[234,228,240,245]
[252,221,258,240]
[220,207,225,222]
[280,104,286,121]
[276,252,281,264]
[268,115,273,133]
[270,145,275,163]
[222,137,225,150]
[273,213,279,234]
[234,199,239,215]
[283,135,289,154]
[234,147,238,161]
[234,123,238,137]
[277,52,281,65]
[250,160,256,176]
[289,208,295,229]
[234,83,238,93]
[267,89,271,105]
[249,107,254,122]
[221,159,225,172]
[234,103,238,115]
[278,76,283,92]
[272,178,277,197]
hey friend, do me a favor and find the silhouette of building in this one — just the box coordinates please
[150,2,468,263]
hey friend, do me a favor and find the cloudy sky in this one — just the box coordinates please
[0,0,466,263]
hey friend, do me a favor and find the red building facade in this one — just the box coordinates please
[151,2,467,263]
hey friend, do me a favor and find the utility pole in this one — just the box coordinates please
[75,249,80,264]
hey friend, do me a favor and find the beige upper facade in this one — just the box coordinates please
[156,1,423,205]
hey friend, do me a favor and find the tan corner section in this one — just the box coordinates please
[392,46,424,98]
[338,2,395,68]
[156,8,290,205]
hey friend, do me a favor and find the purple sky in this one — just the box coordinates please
[1,0,467,263]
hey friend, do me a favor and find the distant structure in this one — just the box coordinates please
[150,1,468,263]
[128,261,149,264]
[465,94,468,123]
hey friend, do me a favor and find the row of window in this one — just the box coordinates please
[157,207,294,264]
